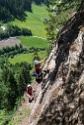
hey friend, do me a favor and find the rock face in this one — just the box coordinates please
[28,5,84,125]
[35,30,84,125]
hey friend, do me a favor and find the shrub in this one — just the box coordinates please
[22,28,32,36]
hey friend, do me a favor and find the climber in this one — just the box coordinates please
[26,84,32,96]
[32,58,47,82]
[26,84,34,102]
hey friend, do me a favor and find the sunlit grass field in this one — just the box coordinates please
[11,4,49,38]
[8,3,50,66]
[18,36,50,49]
[8,3,50,65]
[9,36,50,65]
[9,51,47,65]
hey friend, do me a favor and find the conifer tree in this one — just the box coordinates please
[45,0,83,41]
[18,73,25,96]
[0,0,32,22]
[7,69,18,111]
[0,81,8,109]
[18,62,31,96]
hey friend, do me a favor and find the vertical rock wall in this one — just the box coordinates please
[36,30,84,125]
[29,4,84,125]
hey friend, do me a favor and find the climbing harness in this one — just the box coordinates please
[35,69,49,83]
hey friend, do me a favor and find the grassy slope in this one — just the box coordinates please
[1,4,50,124]
[9,4,50,65]
[11,4,49,38]
[9,52,47,65]
[9,36,50,64]
[19,36,50,49]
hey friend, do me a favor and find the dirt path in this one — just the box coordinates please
[0,37,21,49]
[0,36,47,50]
[14,46,56,125]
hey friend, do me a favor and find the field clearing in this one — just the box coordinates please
[1,3,50,65]
[0,36,50,49]
[11,4,49,38]
[9,51,47,65]
[18,36,50,49]
[8,36,49,65]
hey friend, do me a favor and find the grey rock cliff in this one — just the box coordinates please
[36,30,84,125]
[29,5,84,125]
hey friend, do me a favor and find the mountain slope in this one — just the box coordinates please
[12,2,84,125]
[28,3,84,125]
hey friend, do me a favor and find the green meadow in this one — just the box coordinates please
[11,4,49,38]
[9,4,50,65]
[9,36,50,64]
[9,51,47,65]
[18,36,50,49]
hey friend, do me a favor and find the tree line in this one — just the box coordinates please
[33,0,49,6]
[45,0,83,41]
[0,23,32,40]
[0,0,32,22]
[0,43,46,59]
[0,57,32,123]
[0,58,32,123]
[0,44,27,58]
[0,0,49,22]
[0,44,47,124]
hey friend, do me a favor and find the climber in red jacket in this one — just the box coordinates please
[26,84,32,96]
[26,84,34,103]
[32,58,47,82]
